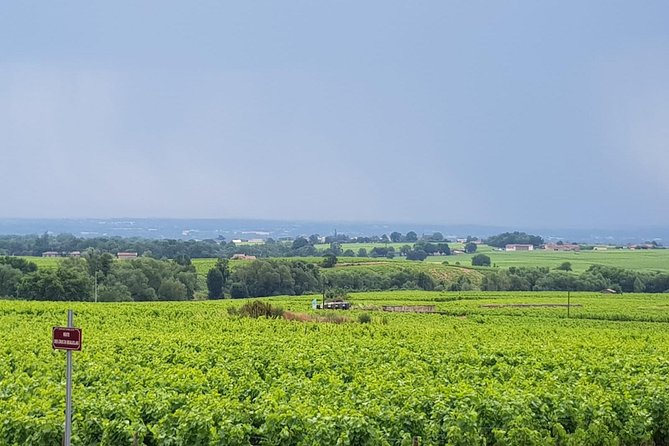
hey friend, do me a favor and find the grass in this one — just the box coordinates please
[429,248,669,273]
[21,246,669,279]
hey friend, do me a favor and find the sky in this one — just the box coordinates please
[1,1,667,228]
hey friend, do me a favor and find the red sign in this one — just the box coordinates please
[52,327,82,351]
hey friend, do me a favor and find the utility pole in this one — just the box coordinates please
[94,271,98,303]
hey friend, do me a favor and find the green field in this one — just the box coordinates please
[429,248,669,273]
[2,292,669,444]
[22,246,669,281]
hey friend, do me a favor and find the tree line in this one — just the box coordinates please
[480,265,669,293]
[0,253,198,301]
[0,232,456,259]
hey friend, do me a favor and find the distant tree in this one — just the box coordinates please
[83,249,114,277]
[399,245,412,256]
[0,264,22,297]
[416,272,435,291]
[435,243,451,255]
[18,270,65,301]
[329,242,343,256]
[390,232,402,243]
[405,231,418,242]
[322,254,338,268]
[406,249,428,261]
[381,234,390,243]
[173,254,192,267]
[464,242,477,254]
[430,232,444,242]
[214,258,230,284]
[357,248,368,258]
[0,256,37,273]
[342,249,355,257]
[292,237,310,250]
[158,278,188,301]
[97,282,132,302]
[471,254,491,267]
[556,261,573,272]
[207,268,225,299]
[230,282,249,299]
[485,231,544,248]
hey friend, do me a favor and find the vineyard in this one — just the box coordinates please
[2,292,669,445]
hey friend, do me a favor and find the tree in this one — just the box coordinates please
[342,249,355,257]
[405,231,418,242]
[292,237,309,250]
[83,249,114,277]
[214,258,230,285]
[471,254,491,267]
[329,242,343,256]
[406,249,428,261]
[556,261,572,272]
[390,232,402,243]
[464,242,477,254]
[485,231,544,248]
[230,282,249,298]
[322,254,338,268]
[97,282,132,302]
[173,254,192,267]
[0,256,37,273]
[357,248,368,258]
[207,268,224,299]
[157,278,188,301]
[18,270,65,301]
[0,264,22,297]
[430,232,444,242]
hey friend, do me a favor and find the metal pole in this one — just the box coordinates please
[64,310,73,446]
[567,291,570,318]
[94,272,98,303]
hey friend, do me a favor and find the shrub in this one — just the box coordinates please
[471,254,491,267]
[238,301,284,319]
[358,313,372,324]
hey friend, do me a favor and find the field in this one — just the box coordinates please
[21,247,669,280]
[429,248,669,273]
[2,292,669,445]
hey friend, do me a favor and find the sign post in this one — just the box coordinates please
[53,310,82,446]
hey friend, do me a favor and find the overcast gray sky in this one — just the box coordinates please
[1,1,667,228]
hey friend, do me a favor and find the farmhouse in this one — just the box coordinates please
[505,244,534,252]
[42,251,60,257]
[117,252,138,260]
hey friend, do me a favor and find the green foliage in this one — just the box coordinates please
[206,268,224,299]
[486,231,544,248]
[0,256,37,273]
[321,254,338,268]
[406,249,428,261]
[230,282,249,298]
[358,313,372,323]
[0,264,22,297]
[464,242,478,254]
[556,261,573,271]
[231,260,320,297]
[237,300,284,318]
[2,296,669,444]
[157,278,188,301]
[472,254,491,267]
